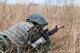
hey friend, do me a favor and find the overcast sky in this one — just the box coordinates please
[6,0,45,4]
[3,0,80,5]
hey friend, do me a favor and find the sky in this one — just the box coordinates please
[6,0,45,4]
[2,0,80,6]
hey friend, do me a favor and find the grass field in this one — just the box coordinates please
[0,3,80,53]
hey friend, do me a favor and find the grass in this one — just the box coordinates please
[0,3,80,53]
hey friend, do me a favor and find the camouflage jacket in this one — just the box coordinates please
[0,21,34,53]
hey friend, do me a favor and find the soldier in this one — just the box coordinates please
[0,13,48,53]
[0,13,59,53]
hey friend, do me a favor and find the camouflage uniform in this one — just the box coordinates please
[0,22,34,53]
[0,13,48,53]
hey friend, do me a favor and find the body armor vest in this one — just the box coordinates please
[1,22,34,46]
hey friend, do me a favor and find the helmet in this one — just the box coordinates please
[26,13,48,26]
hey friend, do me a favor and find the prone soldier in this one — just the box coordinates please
[0,13,64,53]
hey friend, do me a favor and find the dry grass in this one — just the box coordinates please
[0,3,80,53]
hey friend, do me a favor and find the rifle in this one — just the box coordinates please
[44,25,64,37]
[30,25,64,49]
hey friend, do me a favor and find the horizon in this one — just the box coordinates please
[0,0,80,6]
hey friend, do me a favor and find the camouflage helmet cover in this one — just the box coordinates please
[27,13,48,25]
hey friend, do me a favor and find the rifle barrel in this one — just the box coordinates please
[46,26,64,37]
